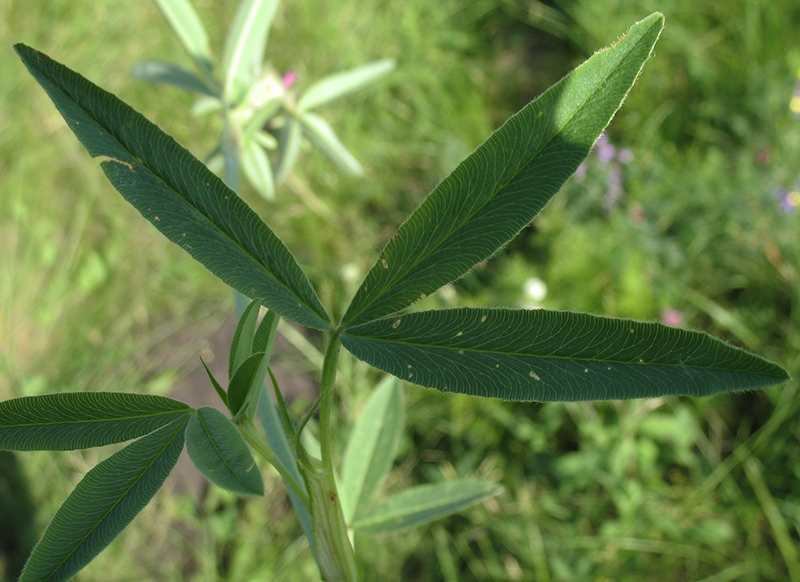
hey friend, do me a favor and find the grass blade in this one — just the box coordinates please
[352,480,502,534]
[186,407,264,496]
[14,44,330,330]
[340,376,404,522]
[222,0,280,100]
[18,416,189,582]
[341,308,790,402]
[298,59,396,111]
[0,392,191,451]
[341,13,664,327]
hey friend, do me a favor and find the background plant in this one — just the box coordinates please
[2,1,798,581]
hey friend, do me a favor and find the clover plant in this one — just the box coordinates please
[1,13,790,581]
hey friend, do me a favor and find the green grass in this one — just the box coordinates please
[1,0,799,580]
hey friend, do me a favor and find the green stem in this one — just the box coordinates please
[300,332,358,581]
[239,420,310,509]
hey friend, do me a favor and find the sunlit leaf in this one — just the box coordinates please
[15,44,330,330]
[273,114,302,184]
[0,392,191,451]
[341,376,403,522]
[298,59,395,111]
[352,480,502,534]
[151,0,213,75]
[341,13,664,327]
[186,407,264,496]
[242,138,276,200]
[341,308,790,402]
[18,416,188,582]
[222,0,280,100]
[299,112,363,177]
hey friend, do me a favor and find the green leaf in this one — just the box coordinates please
[298,112,363,177]
[340,376,404,522]
[151,0,213,74]
[228,352,269,418]
[18,416,188,582]
[0,392,191,451]
[242,138,276,200]
[298,58,396,111]
[201,356,228,407]
[186,407,264,496]
[222,0,280,100]
[253,308,279,354]
[341,308,791,402]
[14,44,330,330]
[273,114,302,184]
[341,13,664,327]
[131,60,218,97]
[352,480,502,535]
[229,299,262,380]
[256,390,318,560]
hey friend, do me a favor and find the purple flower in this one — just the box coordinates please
[596,133,616,165]
[660,309,684,328]
[778,189,800,213]
[282,70,298,90]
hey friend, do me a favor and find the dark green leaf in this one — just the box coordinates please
[352,480,502,534]
[341,308,790,402]
[0,392,191,451]
[18,416,188,582]
[341,13,664,327]
[201,357,228,407]
[14,44,330,330]
[131,60,218,96]
[228,352,268,418]
[341,376,404,522]
[186,407,264,496]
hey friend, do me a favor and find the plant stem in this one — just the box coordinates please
[239,420,310,509]
[300,332,358,581]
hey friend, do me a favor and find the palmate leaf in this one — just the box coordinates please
[0,392,191,451]
[19,416,188,582]
[186,407,264,496]
[341,308,790,402]
[14,44,330,330]
[341,13,664,327]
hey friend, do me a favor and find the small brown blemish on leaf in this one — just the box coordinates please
[458,349,464,355]
[481,315,488,323]
[328,490,337,503]
[408,372,413,379]
[529,371,541,381]
[584,368,589,373]
[638,358,645,364]
[392,316,401,329]
[456,331,463,337]
[630,328,635,334]
[380,252,389,269]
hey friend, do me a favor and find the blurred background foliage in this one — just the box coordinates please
[1,0,799,580]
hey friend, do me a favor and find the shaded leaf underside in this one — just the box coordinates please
[341,308,789,402]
